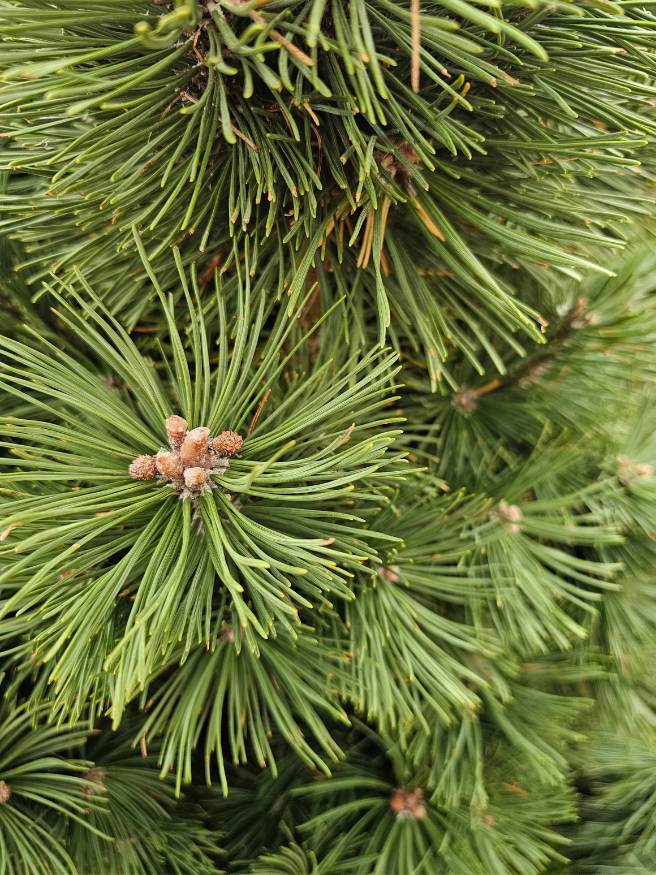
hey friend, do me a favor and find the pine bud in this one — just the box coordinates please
[618,455,654,485]
[165,414,188,450]
[390,787,426,820]
[496,501,523,534]
[221,625,235,643]
[211,431,244,457]
[0,780,11,805]
[184,467,210,491]
[452,387,478,415]
[180,427,210,467]
[518,360,550,388]
[156,450,184,482]
[128,417,236,499]
[129,455,157,480]
[571,296,599,329]
[81,767,106,799]
[389,788,404,814]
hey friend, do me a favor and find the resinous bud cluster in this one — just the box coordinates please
[129,415,244,499]
[494,500,523,534]
[618,455,654,486]
[0,780,11,805]
[389,787,426,820]
[80,767,106,801]
[452,386,478,415]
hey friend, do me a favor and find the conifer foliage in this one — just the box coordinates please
[0,0,656,872]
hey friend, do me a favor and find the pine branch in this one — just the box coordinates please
[0,243,406,729]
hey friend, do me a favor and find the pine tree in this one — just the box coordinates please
[1,1,656,872]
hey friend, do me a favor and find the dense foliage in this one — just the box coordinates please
[1,1,656,872]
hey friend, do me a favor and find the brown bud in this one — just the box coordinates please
[0,780,11,805]
[129,455,157,480]
[571,296,599,329]
[497,501,522,522]
[406,788,426,818]
[378,565,400,583]
[81,767,106,800]
[211,431,244,457]
[180,427,210,467]
[496,501,523,534]
[389,788,406,814]
[221,626,235,643]
[165,414,188,450]
[452,387,478,415]
[518,360,550,388]
[184,467,210,491]
[618,455,655,485]
[390,787,426,820]
[156,450,184,482]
